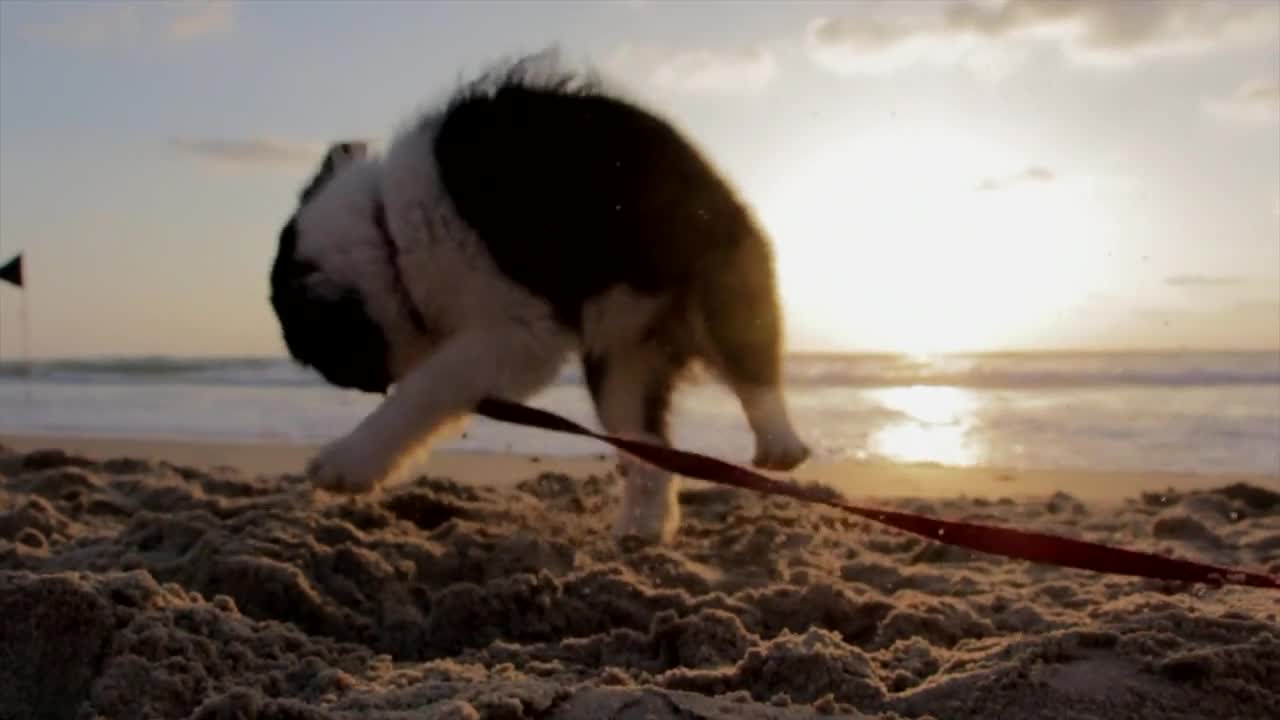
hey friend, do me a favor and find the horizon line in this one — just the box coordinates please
[2,346,1278,365]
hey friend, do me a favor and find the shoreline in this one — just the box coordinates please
[3,431,1275,502]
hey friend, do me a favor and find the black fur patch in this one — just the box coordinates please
[270,218,392,394]
[432,70,767,332]
[640,355,683,440]
[581,346,689,441]
[582,353,608,410]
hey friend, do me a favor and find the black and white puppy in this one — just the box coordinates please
[270,59,810,543]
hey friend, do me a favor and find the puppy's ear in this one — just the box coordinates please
[326,140,369,167]
[300,140,372,205]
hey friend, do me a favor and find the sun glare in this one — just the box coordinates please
[761,126,1106,354]
[867,385,982,466]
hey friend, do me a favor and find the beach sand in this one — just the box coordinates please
[1,434,1277,719]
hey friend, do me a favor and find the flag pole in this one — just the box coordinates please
[21,258,31,408]
[0,248,31,408]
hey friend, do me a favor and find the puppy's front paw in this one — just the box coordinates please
[307,434,391,494]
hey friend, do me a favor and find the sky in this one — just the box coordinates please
[0,0,1277,359]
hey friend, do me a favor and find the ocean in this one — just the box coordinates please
[1,351,1278,477]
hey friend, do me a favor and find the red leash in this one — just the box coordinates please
[475,398,1280,591]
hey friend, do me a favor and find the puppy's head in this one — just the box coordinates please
[270,141,393,394]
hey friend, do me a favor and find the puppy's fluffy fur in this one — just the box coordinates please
[270,55,809,543]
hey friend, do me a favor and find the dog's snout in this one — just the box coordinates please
[282,261,318,286]
[271,218,318,293]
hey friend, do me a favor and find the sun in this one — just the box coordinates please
[759,126,1106,354]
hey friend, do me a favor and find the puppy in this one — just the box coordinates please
[269,56,810,543]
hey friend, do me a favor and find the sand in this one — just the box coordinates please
[1,437,1278,719]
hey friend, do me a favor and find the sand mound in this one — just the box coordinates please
[1,445,1277,719]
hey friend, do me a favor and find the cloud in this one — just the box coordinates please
[169,137,321,169]
[610,44,778,95]
[1203,77,1280,128]
[805,9,1005,77]
[167,0,235,40]
[950,0,1277,66]
[805,0,1279,77]
[975,165,1055,191]
[20,0,234,50]
[1165,274,1247,288]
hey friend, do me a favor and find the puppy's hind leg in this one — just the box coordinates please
[584,345,686,545]
[699,238,810,471]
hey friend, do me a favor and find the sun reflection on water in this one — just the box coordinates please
[867,385,983,466]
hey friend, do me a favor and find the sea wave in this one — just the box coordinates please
[1,352,1277,390]
[781,356,1280,389]
[0,357,321,388]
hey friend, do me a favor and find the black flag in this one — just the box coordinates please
[0,254,22,288]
